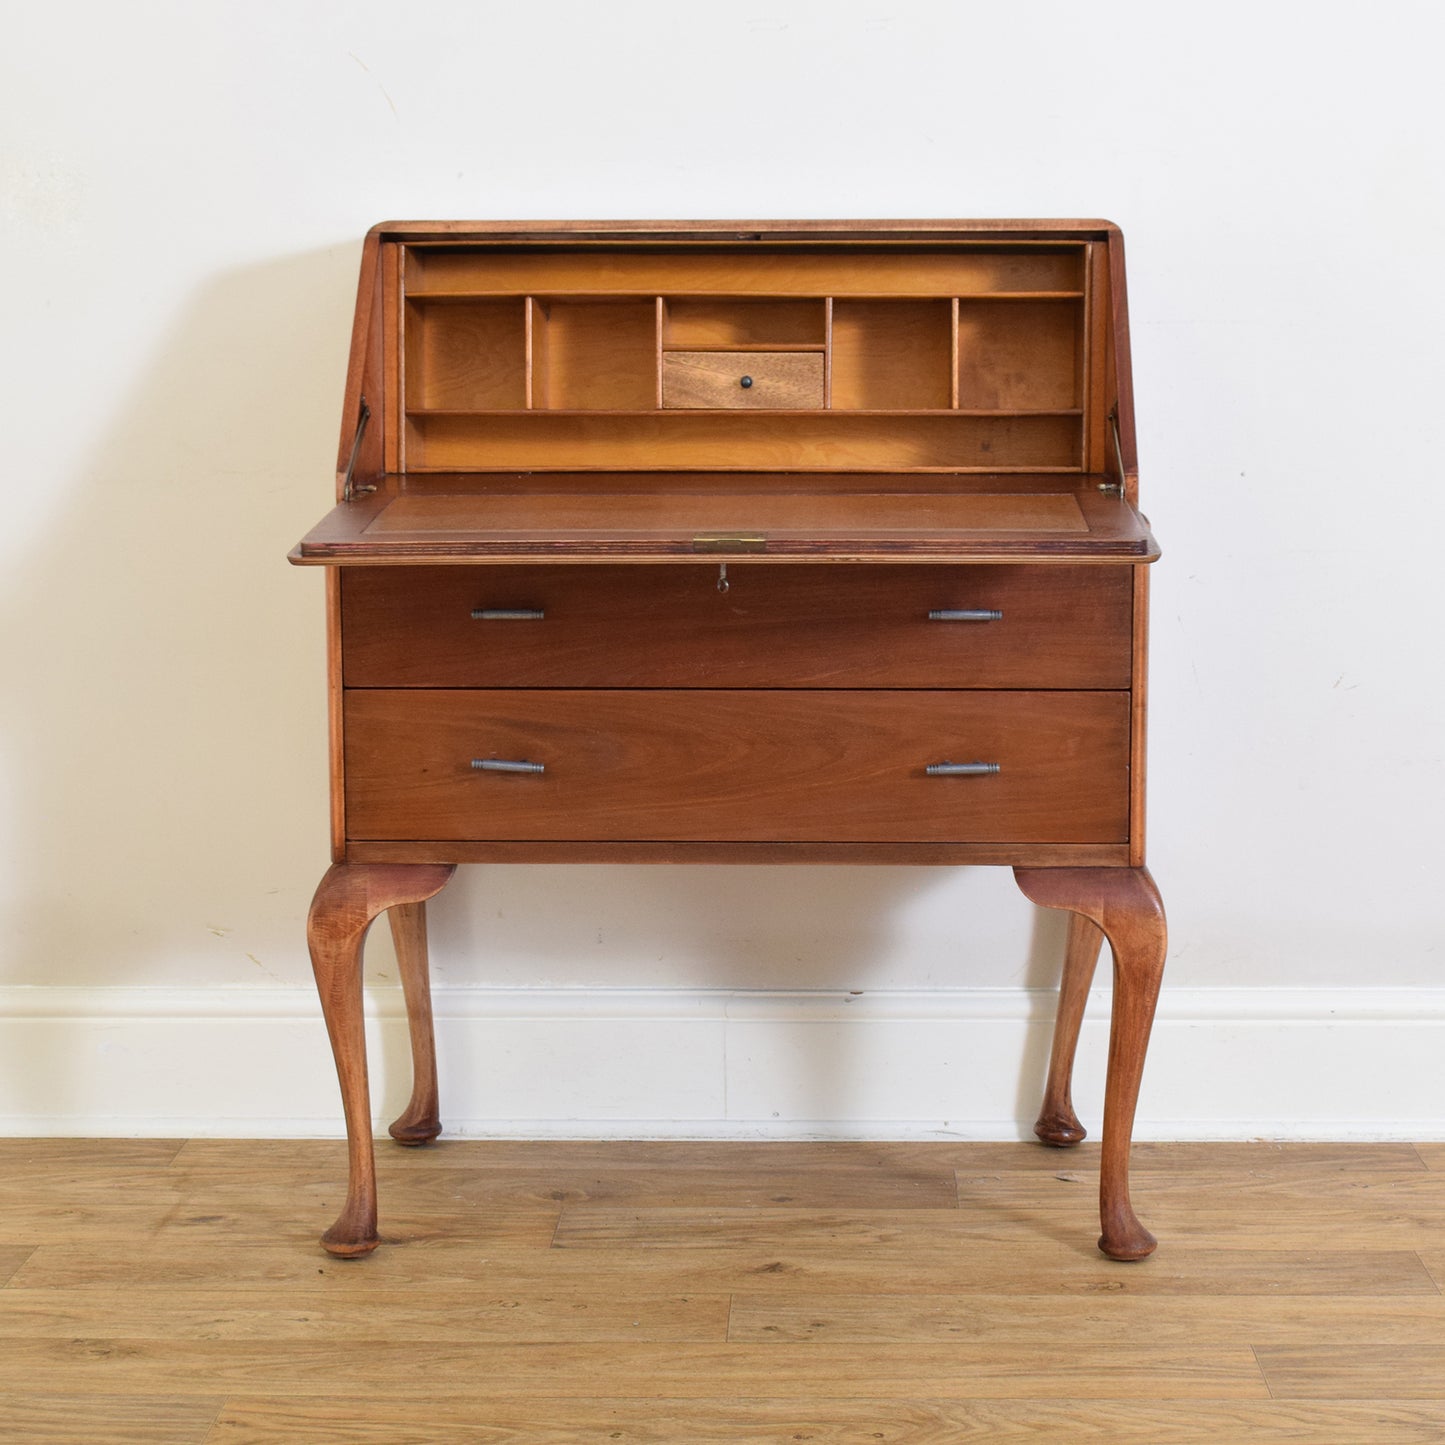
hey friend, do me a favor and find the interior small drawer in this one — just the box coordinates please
[662,351,825,409]
[341,565,1133,689]
[343,689,1130,844]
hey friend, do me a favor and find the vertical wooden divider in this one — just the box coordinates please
[950,296,960,410]
[1079,247,1092,468]
[524,295,535,410]
[822,297,833,409]
[655,296,665,409]
[528,298,549,411]
[1085,244,1109,473]
[383,245,402,472]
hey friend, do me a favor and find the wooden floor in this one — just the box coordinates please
[2,1140,1445,1441]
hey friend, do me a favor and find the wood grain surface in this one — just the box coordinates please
[293,479,1159,563]
[405,409,1083,472]
[340,563,1133,689]
[3,1140,1445,1442]
[403,241,1088,298]
[341,688,1131,843]
[662,351,825,409]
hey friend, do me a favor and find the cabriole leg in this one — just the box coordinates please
[1014,866,1167,1261]
[307,862,455,1257]
[1035,913,1106,1146]
[387,900,443,1146]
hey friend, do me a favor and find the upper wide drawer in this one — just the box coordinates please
[340,564,1133,689]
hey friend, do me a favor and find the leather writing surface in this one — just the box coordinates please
[365,491,1089,537]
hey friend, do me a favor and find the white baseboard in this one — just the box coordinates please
[1,985,1443,1140]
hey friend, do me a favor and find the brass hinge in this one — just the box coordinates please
[692,532,767,553]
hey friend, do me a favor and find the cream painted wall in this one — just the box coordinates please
[2,1,1442,1134]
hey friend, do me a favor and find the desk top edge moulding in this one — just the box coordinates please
[291,219,1167,1262]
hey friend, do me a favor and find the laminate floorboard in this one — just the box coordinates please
[13,1237,1435,1297]
[0,1394,223,1443]
[0,1139,1440,1443]
[1421,1253,1445,1291]
[0,1245,35,1286]
[205,1397,1445,1444]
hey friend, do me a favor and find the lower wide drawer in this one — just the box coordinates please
[343,690,1129,843]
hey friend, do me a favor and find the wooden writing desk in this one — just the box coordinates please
[291,220,1166,1261]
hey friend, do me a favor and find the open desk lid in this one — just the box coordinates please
[290,474,1159,565]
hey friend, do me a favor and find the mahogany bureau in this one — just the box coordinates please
[291,219,1167,1261]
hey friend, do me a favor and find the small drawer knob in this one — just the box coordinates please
[739,375,753,389]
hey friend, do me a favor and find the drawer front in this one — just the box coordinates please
[344,689,1130,843]
[662,351,825,409]
[341,565,1133,689]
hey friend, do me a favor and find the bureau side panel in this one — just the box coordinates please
[335,230,385,497]
[327,568,346,860]
[1106,227,1139,505]
[1129,562,1149,867]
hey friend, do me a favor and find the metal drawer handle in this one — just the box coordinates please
[472,608,545,621]
[928,609,1003,622]
[471,758,545,774]
[926,761,1001,776]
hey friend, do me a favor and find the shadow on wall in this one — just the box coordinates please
[0,241,1074,1132]
[415,862,1074,1133]
[0,248,354,1060]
